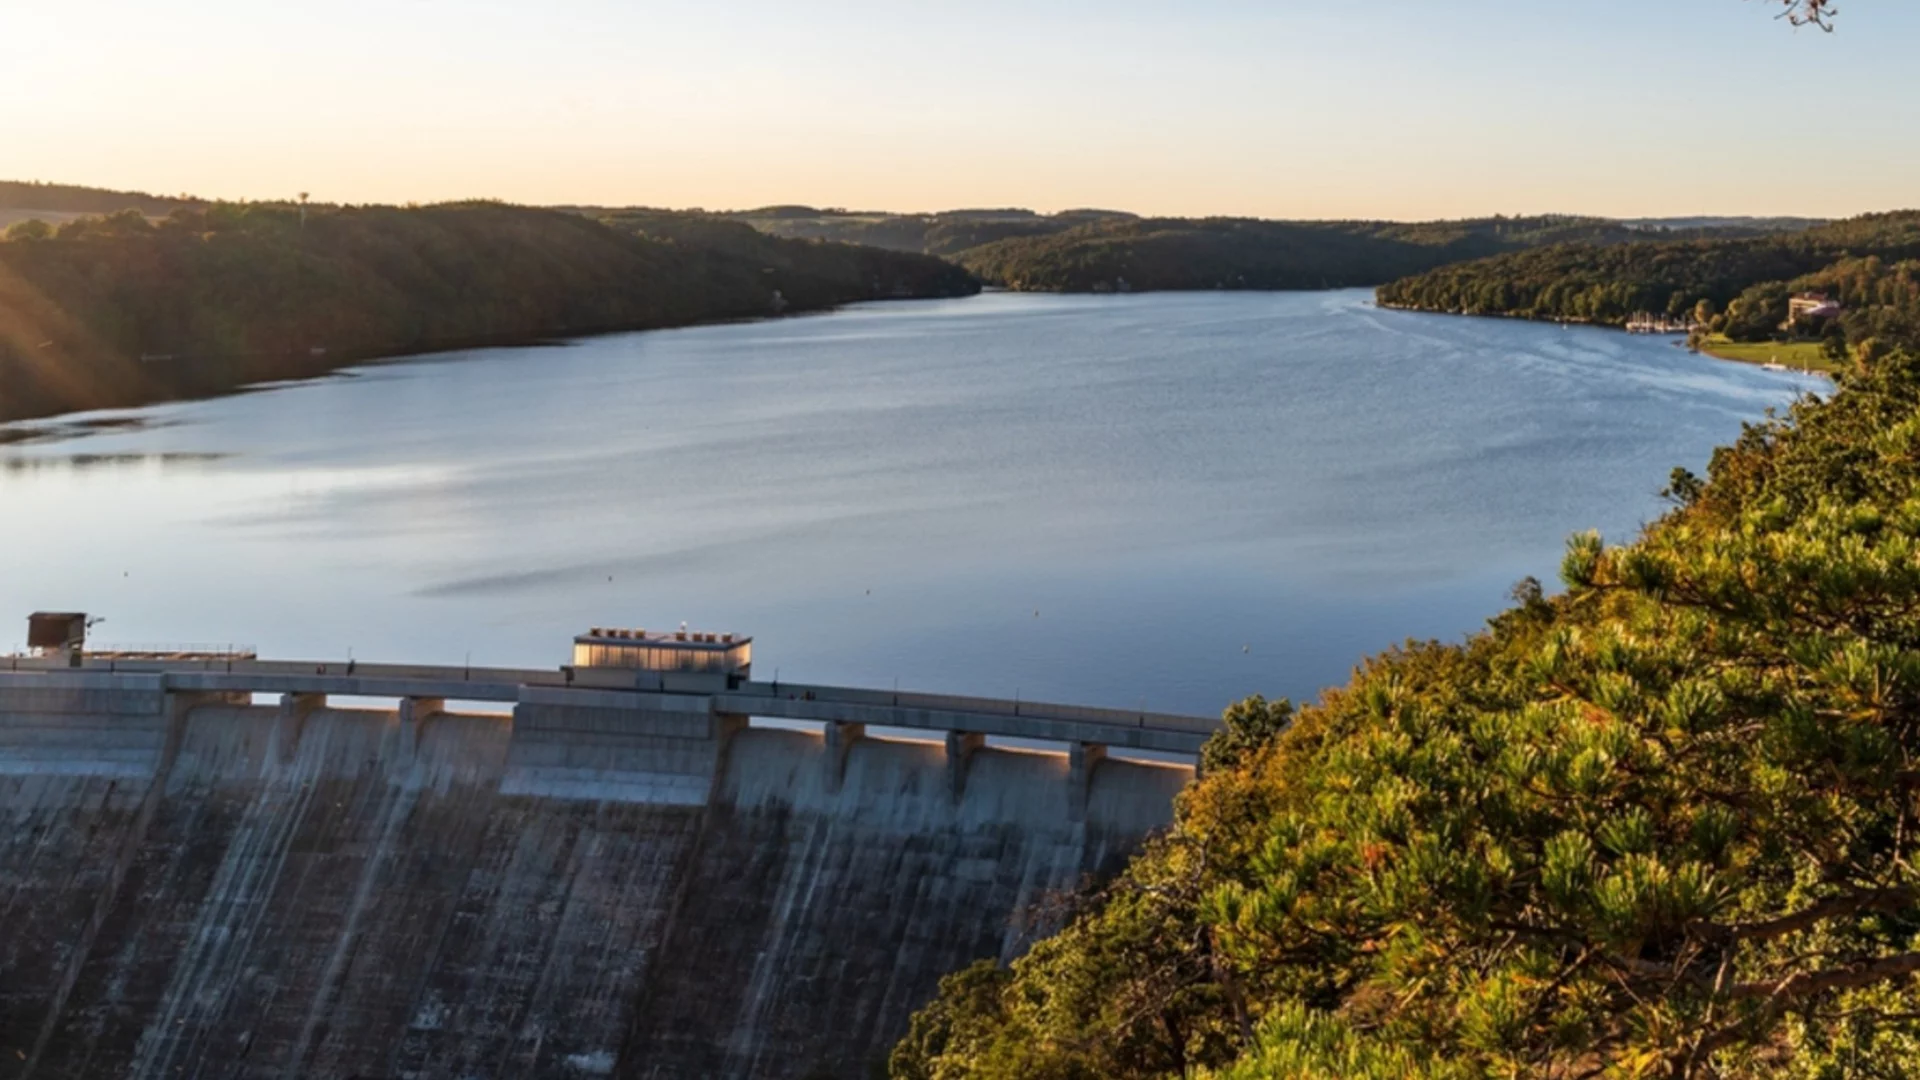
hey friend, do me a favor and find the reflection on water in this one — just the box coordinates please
[0,414,178,446]
[1,452,227,473]
[0,291,1820,714]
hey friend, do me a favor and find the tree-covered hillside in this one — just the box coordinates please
[1375,212,1920,330]
[951,216,1780,294]
[893,295,1920,1075]
[0,180,193,218]
[0,199,975,423]
[723,208,1807,294]
[723,206,1140,257]
[0,180,197,232]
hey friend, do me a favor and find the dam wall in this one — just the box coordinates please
[0,674,1190,1079]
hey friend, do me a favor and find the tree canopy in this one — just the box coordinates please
[720,206,1138,258]
[951,216,1719,294]
[724,209,1816,295]
[1375,213,1920,338]
[0,198,975,423]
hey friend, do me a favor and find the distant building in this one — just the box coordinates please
[26,611,86,667]
[572,625,751,677]
[27,611,87,655]
[1788,292,1843,324]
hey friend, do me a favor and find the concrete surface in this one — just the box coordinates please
[0,671,1194,1079]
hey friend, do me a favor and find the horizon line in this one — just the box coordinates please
[5,178,1911,228]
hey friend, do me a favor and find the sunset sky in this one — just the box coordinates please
[5,0,1915,219]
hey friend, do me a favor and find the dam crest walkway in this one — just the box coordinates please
[1,652,1221,763]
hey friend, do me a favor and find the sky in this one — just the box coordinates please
[3,0,1916,220]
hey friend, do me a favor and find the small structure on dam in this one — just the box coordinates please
[573,625,752,679]
[24,611,88,665]
[0,615,1216,1080]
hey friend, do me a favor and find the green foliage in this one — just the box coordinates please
[1202,1005,1474,1080]
[1202,695,1294,774]
[0,179,190,217]
[1376,212,1920,329]
[1724,280,1792,341]
[953,215,1721,294]
[889,962,1014,1080]
[896,314,1920,1077]
[722,206,1128,258]
[894,858,1247,1080]
[1693,335,1837,374]
[3,218,51,242]
[0,199,976,422]
[728,209,1797,295]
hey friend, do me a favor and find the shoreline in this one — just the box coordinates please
[3,291,1826,443]
[0,290,975,434]
[1689,334,1837,376]
[1374,299,1835,377]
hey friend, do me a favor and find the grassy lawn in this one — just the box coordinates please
[1694,334,1839,374]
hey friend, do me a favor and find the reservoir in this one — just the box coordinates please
[0,290,1819,715]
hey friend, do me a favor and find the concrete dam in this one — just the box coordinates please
[0,625,1210,1079]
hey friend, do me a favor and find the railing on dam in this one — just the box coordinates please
[0,653,1221,754]
[732,680,1214,733]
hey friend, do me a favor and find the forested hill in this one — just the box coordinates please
[947,215,1773,293]
[721,206,1140,257]
[721,207,1821,286]
[0,180,193,217]
[0,199,975,424]
[0,180,195,233]
[892,265,1920,1077]
[1376,211,1920,327]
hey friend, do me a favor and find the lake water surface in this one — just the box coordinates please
[0,290,1820,715]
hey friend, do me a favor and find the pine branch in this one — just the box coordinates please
[1727,950,1920,1003]
[1717,885,1918,943]
[1683,951,1920,1071]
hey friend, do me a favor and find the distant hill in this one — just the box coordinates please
[723,206,1140,258]
[719,207,1806,293]
[1617,215,1827,233]
[0,180,195,225]
[0,195,976,423]
[1376,210,1920,329]
[947,215,1756,293]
